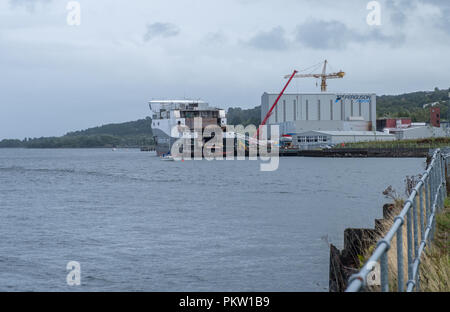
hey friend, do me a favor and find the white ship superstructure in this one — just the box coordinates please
[149,100,229,156]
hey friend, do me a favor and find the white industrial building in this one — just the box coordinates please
[293,130,395,148]
[261,92,395,147]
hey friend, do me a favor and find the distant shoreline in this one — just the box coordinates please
[0,147,143,149]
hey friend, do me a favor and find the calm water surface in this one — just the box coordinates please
[0,149,425,291]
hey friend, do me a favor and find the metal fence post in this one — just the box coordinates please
[440,154,445,207]
[442,157,447,209]
[406,203,413,281]
[445,156,448,198]
[380,251,389,292]
[413,195,419,258]
[430,165,437,242]
[425,175,430,229]
[396,222,404,292]
[439,154,445,211]
[419,183,425,241]
[416,267,421,292]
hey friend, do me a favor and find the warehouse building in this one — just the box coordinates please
[261,92,394,147]
[293,130,395,149]
[377,109,450,140]
[387,125,448,140]
[261,92,377,131]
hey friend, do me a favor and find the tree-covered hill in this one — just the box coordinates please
[377,87,450,121]
[66,117,153,137]
[227,106,261,127]
[0,118,154,148]
[1,88,449,148]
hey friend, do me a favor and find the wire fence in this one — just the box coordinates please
[346,148,448,292]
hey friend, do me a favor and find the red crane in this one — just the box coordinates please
[256,70,298,139]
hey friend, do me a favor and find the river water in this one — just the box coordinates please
[0,148,425,291]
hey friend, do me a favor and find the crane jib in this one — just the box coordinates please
[256,70,298,139]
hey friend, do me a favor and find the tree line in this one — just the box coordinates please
[0,118,155,148]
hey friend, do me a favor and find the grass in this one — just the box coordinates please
[341,137,450,149]
[420,198,450,292]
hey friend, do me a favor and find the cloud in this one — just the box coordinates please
[294,19,404,50]
[2,0,450,139]
[9,0,51,12]
[423,0,450,32]
[143,22,180,41]
[203,31,228,44]
[386,0,416,26]
[423,0,450,8]
[388,0,450,32]
[245,26,289,50]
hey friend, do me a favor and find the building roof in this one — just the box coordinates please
[262,92,376,96]
[149,100,207,104]
[390,126,430,132]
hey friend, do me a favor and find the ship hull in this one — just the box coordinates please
[153,128,235,158]
[152,128,173,156]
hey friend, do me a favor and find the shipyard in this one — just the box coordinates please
[1,0,450,305]
[147,60,450,160]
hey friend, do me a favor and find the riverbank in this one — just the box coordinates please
[344,137,450,149]
[280,148,429,158]
[330,174,450,292]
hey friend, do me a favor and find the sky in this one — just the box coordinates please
[1,0,449,139]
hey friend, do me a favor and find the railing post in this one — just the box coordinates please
[430,164,437,242]
[380,252,389,292]
[396,222,404,292]
[439,153,446,209]
[442,156,446,209]
[412,194,419,292]
[419,183,425,241]
[430,164,434,243]
[440,158,443,210]
[425,175,430,230]
[441,154,445,207]
[413,195,419,258]
[445,156,448,197]
[416,266,421,292]
[406,203,413,281]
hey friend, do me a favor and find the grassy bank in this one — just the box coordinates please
[361,194,450,291]
[343,137,450,149]
[420,198,450,291]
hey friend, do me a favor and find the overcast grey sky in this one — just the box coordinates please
[1,0,449,139]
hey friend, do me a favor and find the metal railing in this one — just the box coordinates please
[346,148,448,292]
